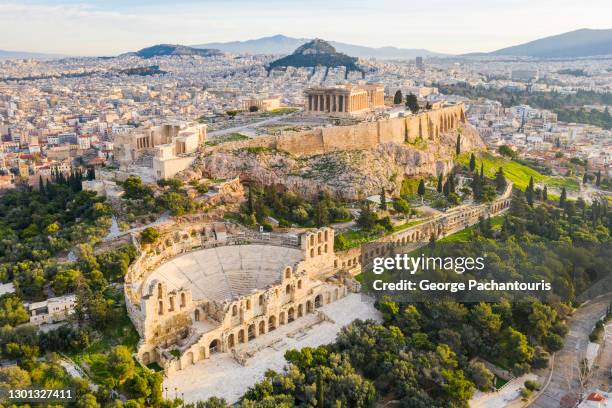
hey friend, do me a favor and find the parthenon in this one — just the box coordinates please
[304,83,385,115]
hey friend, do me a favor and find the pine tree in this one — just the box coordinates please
[469,153,476,172]
[437,174,443,193]
[455,134,461,155]
[405,93,419,113]
[393,89,403,105]
[559,187,567,208]
[380,187,387,211]
[542,185,548,201]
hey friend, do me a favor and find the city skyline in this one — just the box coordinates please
[1,0,611,56]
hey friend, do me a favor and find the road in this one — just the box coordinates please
[530,293,612,408]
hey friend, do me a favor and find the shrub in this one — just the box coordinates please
[140,227,160,244]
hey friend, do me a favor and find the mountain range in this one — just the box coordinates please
[193,34,444,59]
[0,49,68,60]
[471,28,612,58]
[123,44,223,59]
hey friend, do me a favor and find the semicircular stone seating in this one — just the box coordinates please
[145,245,303,303]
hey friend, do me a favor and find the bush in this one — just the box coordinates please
[140,227,160,244]
[524,380,540,391]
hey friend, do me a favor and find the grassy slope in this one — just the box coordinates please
[459,152,579,192]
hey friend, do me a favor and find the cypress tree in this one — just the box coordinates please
[559,187,567,208]
[437,174,443,193]
[542,185,548,201]
[417,179,425,196]
[455,134,461,155]
[380,187,387,211]
[469,153,476,172]
[480,163,484,181]
[596,170,601,187]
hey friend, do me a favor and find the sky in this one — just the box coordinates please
[0,0,611,56]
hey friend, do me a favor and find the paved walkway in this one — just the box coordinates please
[163,293,381,404]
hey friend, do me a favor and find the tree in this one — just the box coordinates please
[466,361,494,391]
[357,203,377,231]
[542,185,548,201]
[498,145,517,159]
[480,163,485,181]
[455,135,461,155]
[140,227,159,244]
[380,187,387,211]
[495,167,507,191]
[107,345,135,383]
[393,198,411,214]
[418,179,426,203]
[436,175,443,193]
[0,294,29,326]
[526,176,534,207]
[469,153,476,172]
[76,393,101,408]
[596,170,601,187]
[583,172,588,184]
[559,187,567,208]
[393,90,403,105]
[405,93,419,113]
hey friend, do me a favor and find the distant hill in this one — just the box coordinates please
[268,39,362,74]
[193,34,444,59]
[0,49,68,60]
[127,44,223,59]
[480,28,612,58]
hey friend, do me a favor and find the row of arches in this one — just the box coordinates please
[178,290,344,370]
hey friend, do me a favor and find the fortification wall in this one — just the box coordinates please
[208,104,468,157]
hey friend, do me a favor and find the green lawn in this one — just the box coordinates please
[494,375,509,389]
[459,152,579,192]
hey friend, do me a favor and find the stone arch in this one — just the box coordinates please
[297,280,302,289]
[279,311,286,325]
[186,351,194,365]
[194,309,200,321]
[288,307,295,322]
[298,304,304,317]
[310,248,315,258]
[285,267,291,279]
[334,288,339,300]
[158,301,164,315]
[258,320,266,335]
[314,295,322,308]
[142,352,151,365]
[157,283,163,298]
[268,315,276,331]
[238,329,245,343]
[307,300,314,313]
[232,305,238,316]
[180,292,186,308]
[209,339,220,354]
[227,333,235,348]
[285,284,291,294]
[248,324,256,340]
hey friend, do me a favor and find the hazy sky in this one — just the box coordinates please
[1,0,611,55]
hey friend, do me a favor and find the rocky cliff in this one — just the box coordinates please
[190,123,483,200]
